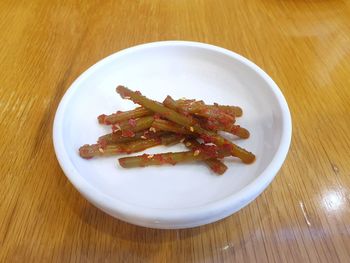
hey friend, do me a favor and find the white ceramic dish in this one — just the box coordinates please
[53,41,291,229]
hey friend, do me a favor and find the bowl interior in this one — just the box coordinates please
[59,43,285,211]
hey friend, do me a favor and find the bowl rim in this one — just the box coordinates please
[53,41,292,228]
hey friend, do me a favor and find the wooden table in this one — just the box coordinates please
[1,0,350,262]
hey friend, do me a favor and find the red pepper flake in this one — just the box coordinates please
[153,114,161,120]
[121,130,135,137]
[200,145,219,158]
[116,110,122,114]
[135,91,142,95]
[205,120,217,130]
[154,154,165,164]
[211,163,222,173]
[98,139,107,149]
[222,143,233,153]
[141,153,148,160]
[200,134,213,143]
[231,125,239,133]
[128,118,137,127]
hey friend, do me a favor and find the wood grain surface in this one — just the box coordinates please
[1,0,350,262]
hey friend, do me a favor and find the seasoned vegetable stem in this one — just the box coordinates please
[99,130,166,145]
[98,107,152,124]
[119,147,230,168]
[79,85,255,175]
[157,92,254,163]
[79,138,162,158]
[184,138,227,175]
[112,116,154,134]
[151,119,192,135]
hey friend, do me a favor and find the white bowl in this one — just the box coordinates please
[53,41,292,229]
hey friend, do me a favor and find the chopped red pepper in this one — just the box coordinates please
[128,118,137,127]
[121,130,135,138]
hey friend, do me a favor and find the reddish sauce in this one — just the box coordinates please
[200,134,213,143]
[231,125,240,133]
[222,143,233,153]
[128,118,137,127]
[153,114,161,120]
[211,163,221,173]
[121,130,135,137]
[98,139,107,149]
[154,154,165,163]
[200,145,219,158]
[163,155,177,165]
